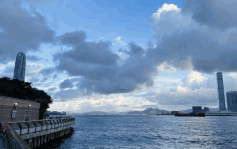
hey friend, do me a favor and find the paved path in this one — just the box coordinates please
[0,136,4,149]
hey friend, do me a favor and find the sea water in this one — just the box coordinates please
[57,115,237,148]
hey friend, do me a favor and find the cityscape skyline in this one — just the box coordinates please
[1,0,237,113]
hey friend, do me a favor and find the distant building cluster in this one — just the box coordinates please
[192,106,209,114]
[186,72,237,115]
[13,52,26,81]
[226,91,237,112]
[217,72,237,112]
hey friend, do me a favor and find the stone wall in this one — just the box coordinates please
[0,96,40,125]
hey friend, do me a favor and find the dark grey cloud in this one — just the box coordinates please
[183,0,237,29]
[55,31,157,94]
[40,67,55,76]
[59,79,74,89]
[27,55,40,61]
[55,31,118,80]
[153,30,237,73]
[0,0,54,61]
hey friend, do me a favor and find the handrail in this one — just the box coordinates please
[8,117,75,135]
[5,124,30,149]
[5,117,75,149]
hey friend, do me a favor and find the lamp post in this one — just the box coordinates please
[13,102,18,109]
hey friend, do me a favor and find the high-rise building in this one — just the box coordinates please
[203,107,210,113]
[226,91,237,112]
[216,72,226,111]
[192,106,202,114]
[13,52,26,81]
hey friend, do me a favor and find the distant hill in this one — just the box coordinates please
[75,107,219,115]
[79,111,127,115]
[126,108,170,115]
[79,108,170,115]
[80,111,112,115]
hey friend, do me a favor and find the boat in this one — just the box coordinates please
[175,113,205,117]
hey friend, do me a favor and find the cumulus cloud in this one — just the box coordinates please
[182,71,207,89]
[0,0,54,61]
[3,0,237,98]
[151,3,180,21]
[54,31,158,94]
[149,2,237,73]
[54,1,237,94]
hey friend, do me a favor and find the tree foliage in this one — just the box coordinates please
[0,77,52,119]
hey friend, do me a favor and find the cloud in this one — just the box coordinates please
[54,0,237,94]
[40,67,55,76]
[3,0,237,98]
[50,93,157,113]
[54,31,158,94]
[155,87,217,107]
[182,71,207,89]
[0,0,54,61]
[183,0,237,29]
[27,55,40,61]
[149,2,237,74]
[59,79,74,89]
[114,36,127,46]
[151,3,180,21]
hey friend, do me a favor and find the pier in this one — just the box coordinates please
[3,117,75,149]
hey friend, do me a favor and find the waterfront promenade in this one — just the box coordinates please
[3,117,75,149]
[0,137,3,149]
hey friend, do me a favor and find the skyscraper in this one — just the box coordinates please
[216,72,226,111]
[226,91,237,112]
[13,52,26,81]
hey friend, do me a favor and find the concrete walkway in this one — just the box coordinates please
[0,136,4,149]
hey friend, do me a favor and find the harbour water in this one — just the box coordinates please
[57,115,237,148]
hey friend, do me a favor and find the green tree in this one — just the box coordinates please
[0,77,52,119]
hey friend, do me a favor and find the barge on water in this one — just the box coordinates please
[175,113,205,117]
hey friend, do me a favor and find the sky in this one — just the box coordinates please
[1,0,237,113]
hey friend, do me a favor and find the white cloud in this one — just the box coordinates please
[114,36,127,46]
[50,93,157,113]
[145,72,218,110]
[151,3,180,21]
[157,62,177,72]
[183,71,207,86]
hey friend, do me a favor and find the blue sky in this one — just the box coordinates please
[26,0,182,46]
[1,0,237,113]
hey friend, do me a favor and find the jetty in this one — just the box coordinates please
[2,117,75,149]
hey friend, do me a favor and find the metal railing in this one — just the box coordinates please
[8,117,75,136]
[4,117,75,149]
[5,124,30,149]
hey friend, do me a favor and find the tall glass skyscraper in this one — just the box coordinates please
[216,72,226,111]
[13,52,26,81]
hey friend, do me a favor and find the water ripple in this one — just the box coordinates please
[57,115,237,149]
